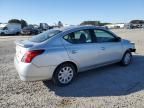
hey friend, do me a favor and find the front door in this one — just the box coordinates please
[93,29,123,64]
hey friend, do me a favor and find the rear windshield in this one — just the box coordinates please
[29,30,61,43]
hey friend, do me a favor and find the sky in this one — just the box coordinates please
[0,0,144,25]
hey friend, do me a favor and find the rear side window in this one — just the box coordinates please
[30,30,61,43]
[64,30,92,44]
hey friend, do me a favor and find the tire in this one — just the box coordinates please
[121,51,132,66]
[16,32,20,35]
[52,63,76,86]
[1,32,5,36]
[29,32,32,35]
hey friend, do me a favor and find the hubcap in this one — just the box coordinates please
[124,53,131,64]
[58,66,74,84]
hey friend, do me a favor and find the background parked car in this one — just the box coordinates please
[142,24,144,29]
[0,23,21,35]
[21,25,39,35]
[39,23,49,31]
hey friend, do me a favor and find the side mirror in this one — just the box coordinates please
[115,37,121,42]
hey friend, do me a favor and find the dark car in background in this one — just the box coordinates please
[21,25,39,35]
[38,23,50,33]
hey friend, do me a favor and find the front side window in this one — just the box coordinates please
[64,30,92,44]
[94,30,117,43]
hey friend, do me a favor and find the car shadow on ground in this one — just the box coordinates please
[43,55,144,97]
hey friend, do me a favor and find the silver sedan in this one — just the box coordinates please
[14,26,136,86]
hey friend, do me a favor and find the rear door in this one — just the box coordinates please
[63,29,102,70]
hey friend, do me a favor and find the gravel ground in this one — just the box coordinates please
[0,29,144,108]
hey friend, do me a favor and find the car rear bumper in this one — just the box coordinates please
[14,56,56,81]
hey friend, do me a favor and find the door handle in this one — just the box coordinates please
[71,50,78,54]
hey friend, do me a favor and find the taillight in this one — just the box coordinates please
[21,50,44,63]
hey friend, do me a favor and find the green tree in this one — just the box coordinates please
[58,21,63,27]
[130,20,144,24]
[80,21,111,26]
[8,19,21,24]
[80,21,101,26]
[8,19,28,28]
[20,19,28,28]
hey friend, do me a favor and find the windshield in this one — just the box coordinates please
[29,29,61,43]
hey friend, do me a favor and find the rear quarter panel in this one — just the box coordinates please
[31,37,70,67]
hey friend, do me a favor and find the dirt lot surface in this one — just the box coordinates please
[0,29,144,108]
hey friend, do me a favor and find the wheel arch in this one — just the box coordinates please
[53,61,78,77]
[120,48,132,60]
[124,48,133,54]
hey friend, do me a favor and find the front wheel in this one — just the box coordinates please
[121,51,132,66]
[52,63,76,86]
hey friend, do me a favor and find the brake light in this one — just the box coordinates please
[21,50,44,63]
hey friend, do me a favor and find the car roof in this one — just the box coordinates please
[54,25,108,32]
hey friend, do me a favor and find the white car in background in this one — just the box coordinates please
[142,24,144,29]
[14,26,136,86]
[0,23,21,35]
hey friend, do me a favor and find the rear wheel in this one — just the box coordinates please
[121,51,132,66]
[1,32,5,36]
[52,63,76,86]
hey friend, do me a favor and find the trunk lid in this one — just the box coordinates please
[15,40,34,62]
